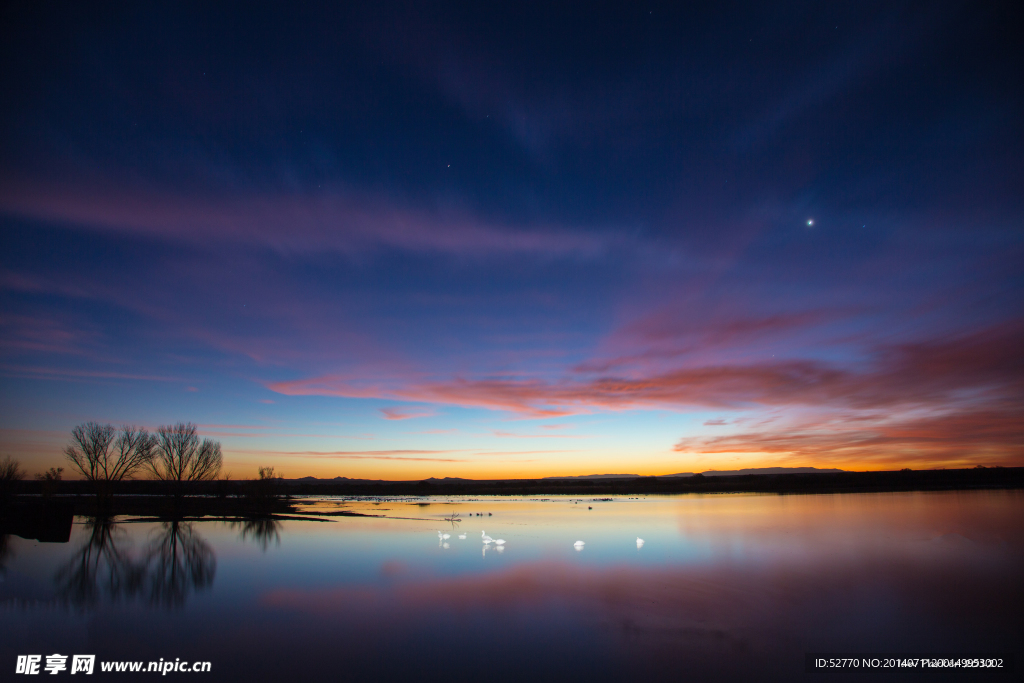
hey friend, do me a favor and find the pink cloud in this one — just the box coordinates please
[380,407,437,421]
[267,321,1024,464]
[624,308,840,345]
[0,313,103,357]
[271,321,1023,416]
[268,362,848,416]
[575,308,848,374]
[492,430,583,439]
[268,374,575,417]
[675,403,1024,468]
[0,177,613,257]
[0,364,184,383]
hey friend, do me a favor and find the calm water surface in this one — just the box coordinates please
[2,491,1022,681]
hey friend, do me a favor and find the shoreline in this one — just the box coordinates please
[3,466,1022,515]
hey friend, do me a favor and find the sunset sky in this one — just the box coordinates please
[1,1,1021,479]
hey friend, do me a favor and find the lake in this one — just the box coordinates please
[2,490,1021,681]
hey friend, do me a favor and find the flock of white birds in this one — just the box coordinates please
[436,530,646,552]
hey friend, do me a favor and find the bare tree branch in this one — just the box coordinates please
[64,423,116,482]
[110,426,155,482]
[149,423,222,483]
[149,422,197,482]
[63,423,153,485]
[192,439,223,482]
[0,455,24,484]
[0,455,24,503]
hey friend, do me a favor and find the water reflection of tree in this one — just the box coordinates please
[54,517,215,609]
[143,521,215,607]
[232,518,282,551]
[54,517,145,607]
[0,534,12,577]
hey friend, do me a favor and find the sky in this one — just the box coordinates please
[1,1,1022,479]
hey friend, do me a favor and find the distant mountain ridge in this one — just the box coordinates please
[286,467,844,484]
[662,467,845,478]
[543,467,843,480]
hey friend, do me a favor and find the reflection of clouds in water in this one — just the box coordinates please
[54,517,215,609]
[380,561,405,578]
[11,493,1019,681]
[259,552,1024,674]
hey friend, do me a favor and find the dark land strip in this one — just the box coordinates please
[2,467,1021,544]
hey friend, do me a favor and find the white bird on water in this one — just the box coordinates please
[636,537,645,548]
[494,538,505,545]
[458,533,467,540]
[573,540,585,551]
[482,531,494,544]
[438,531,450,540]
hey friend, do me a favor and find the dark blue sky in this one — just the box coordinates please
[2,1,1021,478]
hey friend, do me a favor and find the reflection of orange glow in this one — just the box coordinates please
[257,491,1024,674]
[307,491,1024,549]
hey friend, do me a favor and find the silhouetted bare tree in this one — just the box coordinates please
[64,424,154,503]
[36,467,63,499]
[0,455,22,483]
[37,467,63,481]
[247,465,282,512]
[0,455,25,504]
[148,423,222,493]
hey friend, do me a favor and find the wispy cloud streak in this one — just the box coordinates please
[269,321,1024,462]
[0,179,614,257]
[271,321,1023,414]
[380,407,436,421]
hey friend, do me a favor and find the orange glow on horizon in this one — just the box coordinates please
[3,427,1020,482]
